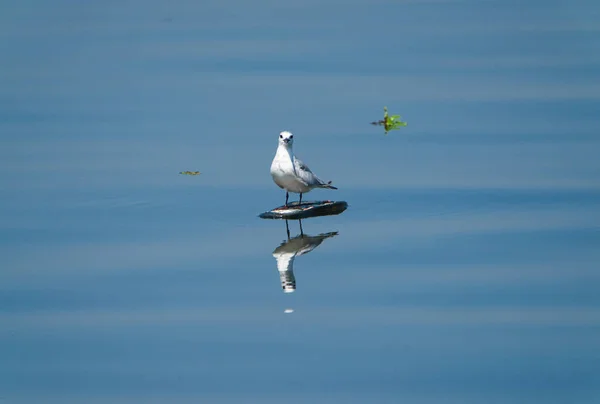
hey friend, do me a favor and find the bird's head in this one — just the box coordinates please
[279,131,294,147]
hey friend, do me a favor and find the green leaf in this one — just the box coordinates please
[372,106,407,134]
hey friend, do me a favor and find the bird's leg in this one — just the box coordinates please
[299,219,304,236]
[299,193,303,204]
[285,192,289,207]
[285,220,290,240]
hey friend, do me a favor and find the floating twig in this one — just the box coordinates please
[370,106,407,135]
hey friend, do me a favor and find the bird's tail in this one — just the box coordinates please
[320,180,338,190]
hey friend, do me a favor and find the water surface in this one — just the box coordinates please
[1,1,599,403]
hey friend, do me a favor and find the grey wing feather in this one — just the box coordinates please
[294,157,312,173]
[294,156,323,186]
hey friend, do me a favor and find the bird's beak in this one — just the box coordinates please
[283,138,290,144]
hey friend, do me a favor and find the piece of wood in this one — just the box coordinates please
[259,200,348,220]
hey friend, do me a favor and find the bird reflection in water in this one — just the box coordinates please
[272,219,338,294]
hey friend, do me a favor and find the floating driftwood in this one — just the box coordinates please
[259,200,348,220]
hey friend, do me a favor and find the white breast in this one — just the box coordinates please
[271,146,311,193]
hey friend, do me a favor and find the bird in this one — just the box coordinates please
[270,131,337,206]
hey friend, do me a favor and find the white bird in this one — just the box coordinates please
[270,131,337,206]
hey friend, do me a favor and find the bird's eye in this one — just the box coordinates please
[279,135,282,138]
[290,135,293,139]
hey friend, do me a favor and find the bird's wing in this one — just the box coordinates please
[293,156,319,185]
[294,157,312,173]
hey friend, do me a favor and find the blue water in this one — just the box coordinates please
[1,1,600,403]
